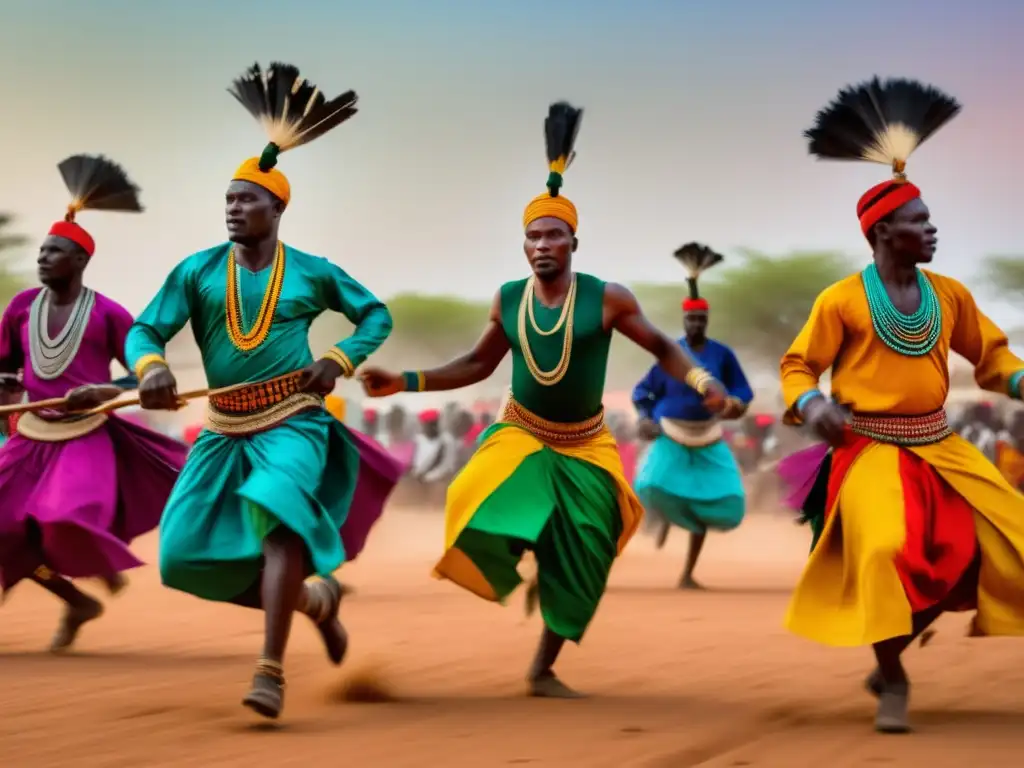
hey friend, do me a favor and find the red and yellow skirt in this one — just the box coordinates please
[785,410,1024,646]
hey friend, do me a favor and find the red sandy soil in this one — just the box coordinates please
[1,508,1022,767]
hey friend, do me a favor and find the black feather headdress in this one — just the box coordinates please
[57,155,143,223]
[804,77,961,181]
[673,242,723,300]
[543,102,583,197]
[228,62,358,171]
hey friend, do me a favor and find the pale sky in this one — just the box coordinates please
[2,0,1022,327]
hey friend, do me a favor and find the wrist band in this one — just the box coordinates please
[133,354,167,380]
[795,389,824,416]
[402,371,426,392]
[322,347,355,378]
[1010,371,1024,399]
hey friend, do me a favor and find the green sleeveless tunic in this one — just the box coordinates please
[499,272,611,423]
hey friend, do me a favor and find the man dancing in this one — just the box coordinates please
[632,243,752,588]
[360,102,726,697]
[126,62,398,719]
[0,156,187,651]
[780,77,1024,733]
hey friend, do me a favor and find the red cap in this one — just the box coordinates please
[754,414,774,428]
[857,181,921,238]
[418,409,440,423]
[48,220,95,257]
[682,297,709,313]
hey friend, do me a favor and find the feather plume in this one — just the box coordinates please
[674,242,723,300]
[804,77,961,180]
[57,155,142,222]
[228,62,358,170]
[543,102,583,196]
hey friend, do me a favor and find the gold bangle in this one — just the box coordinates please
[134,354,167,380]
[323,347,355,378]
[684,367,711,395]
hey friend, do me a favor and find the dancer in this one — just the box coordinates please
[360,102,727,697]
[780,77,1024,734]
[125,62,398,719]
[632,244,752,588]
[0,156,187,651]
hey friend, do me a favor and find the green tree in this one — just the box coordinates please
[980,254,1024,303]
[0,213,29,308]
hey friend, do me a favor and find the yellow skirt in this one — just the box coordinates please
[434,421,644,604]
[786,432,1024,646]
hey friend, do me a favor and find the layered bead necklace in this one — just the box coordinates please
[225,241,286,353]
[28,287,95,380]
[516,274,577,386]
[861,263,941,356]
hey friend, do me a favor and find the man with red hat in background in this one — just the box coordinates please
[778,77,1024,734]
[0,155,187,652]
[411,409,458,487]
[632,243,753,588]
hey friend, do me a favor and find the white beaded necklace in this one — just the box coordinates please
[28,287,95,380]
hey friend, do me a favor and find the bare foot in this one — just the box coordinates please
[528,671,586,699]
[50,598,104,653]
[679,576,706,591]
[874,682,911,734]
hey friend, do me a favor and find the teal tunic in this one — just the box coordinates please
[125,243,392,601]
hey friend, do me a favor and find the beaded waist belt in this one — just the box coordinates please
[500,396,604,444]
[206,375,322,436]
[849,409,951,446]
[208,373,306,414]
[16,411,108,442]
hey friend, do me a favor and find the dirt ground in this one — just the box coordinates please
[2,507,1023,768]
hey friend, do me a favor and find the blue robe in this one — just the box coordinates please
[632,337,752,535]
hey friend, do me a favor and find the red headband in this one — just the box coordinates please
[418,409,440,423]
[857,181,921,238]
[48,221,95,257]
[682,297,709,313]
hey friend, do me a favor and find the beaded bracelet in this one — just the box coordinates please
[402,371,426,392]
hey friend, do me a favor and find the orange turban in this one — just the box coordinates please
[523,192,578,233]
[232,158,291,206]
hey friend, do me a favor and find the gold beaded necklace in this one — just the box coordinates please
[225,240,286,353]
[517,274,577,386]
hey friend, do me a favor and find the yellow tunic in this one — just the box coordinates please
[780,271,1024,646]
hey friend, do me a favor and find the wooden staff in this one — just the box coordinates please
[0,370,305,417]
